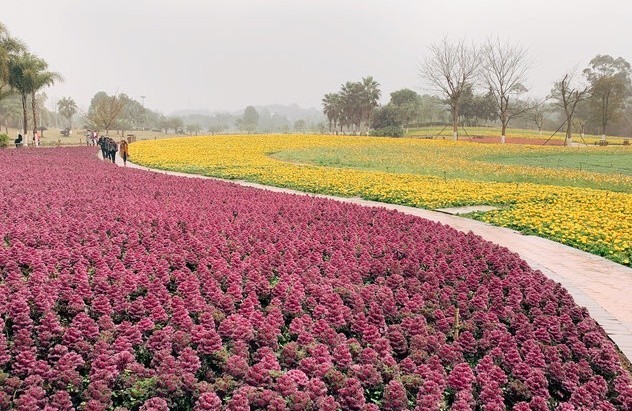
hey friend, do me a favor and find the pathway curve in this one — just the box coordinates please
[111,154,632,361]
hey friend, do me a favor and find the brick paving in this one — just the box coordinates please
[116,155,632,361]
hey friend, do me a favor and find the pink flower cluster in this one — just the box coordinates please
[0,148,630,410]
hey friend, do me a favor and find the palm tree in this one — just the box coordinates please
[340,81,364,134]
[322,76,381,135]
[361,76,381,133]
[29,60,62,134]
[57,97,77,129]
[0,23,25,104]
[322,93,341,133]
[8,52,61,136]
[8,52,36,135]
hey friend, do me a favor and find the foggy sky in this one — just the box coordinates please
[3,0,631,114]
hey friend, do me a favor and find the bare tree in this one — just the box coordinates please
[86,93,126,135]
[480,38,532,143]
[420,37,478,141]
[528,98,549,135]
[550,71,591,146]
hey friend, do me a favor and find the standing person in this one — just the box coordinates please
[119,139,129,166]
[92,130,98,146]
[108,137,117,163]
[97,134,107,159]
[34,129,40,147]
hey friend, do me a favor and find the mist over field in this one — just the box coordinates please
[2,0,631,114]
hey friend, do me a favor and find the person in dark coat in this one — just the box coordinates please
[98,135,107,159]
[14,133,23,148]
[107,137,117,163]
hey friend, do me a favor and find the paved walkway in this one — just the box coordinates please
[110,154,632,361]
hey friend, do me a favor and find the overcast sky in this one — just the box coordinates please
[3,0,631,114]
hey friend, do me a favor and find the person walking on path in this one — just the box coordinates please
[119,139,129,166]
[97,134,107,159]
[107,137,117,163]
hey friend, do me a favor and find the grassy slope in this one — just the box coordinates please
[271,143,632,192]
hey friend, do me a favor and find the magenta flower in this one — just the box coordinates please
[0,147,629,409]
[382,379,408,411]
[139,397,169,411]
[194,392,222,411]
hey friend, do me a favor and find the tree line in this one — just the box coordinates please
[322,77,381,135]
[0,22,61,139]
[1,20,324,140]
[4,21,630,144]
[323,38,632,145]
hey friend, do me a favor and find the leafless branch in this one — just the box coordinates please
[419,37,478,140]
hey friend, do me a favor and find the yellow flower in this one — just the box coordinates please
[131,134,632,266]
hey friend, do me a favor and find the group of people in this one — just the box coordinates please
[13,127,129,165]
[98,135,129,165]
[14,129,41,147]
[86,130,99,146]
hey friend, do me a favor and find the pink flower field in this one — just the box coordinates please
[0,147,630,410]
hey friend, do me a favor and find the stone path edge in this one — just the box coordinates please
[112,154,632,362]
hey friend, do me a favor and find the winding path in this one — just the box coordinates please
[111,154,632,361]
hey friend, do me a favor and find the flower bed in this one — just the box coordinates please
[0,147,630,410]
[130,135,632,266]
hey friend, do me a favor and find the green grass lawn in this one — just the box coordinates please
[482,151,632,175]
[271,139,632,192]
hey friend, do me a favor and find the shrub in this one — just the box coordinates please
[370,126,404,137]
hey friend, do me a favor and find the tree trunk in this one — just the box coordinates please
[501,121,507,144]
[565,122,572,147]
[452,105,459,141]
[601,93,608,142]
[31,91,38,138]
[21,92,28,135]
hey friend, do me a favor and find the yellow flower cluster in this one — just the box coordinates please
[131,134,632,266]
[408,126,630,145]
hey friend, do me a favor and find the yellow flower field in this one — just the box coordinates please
[407,125,631,145]
[130,134,632,266]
